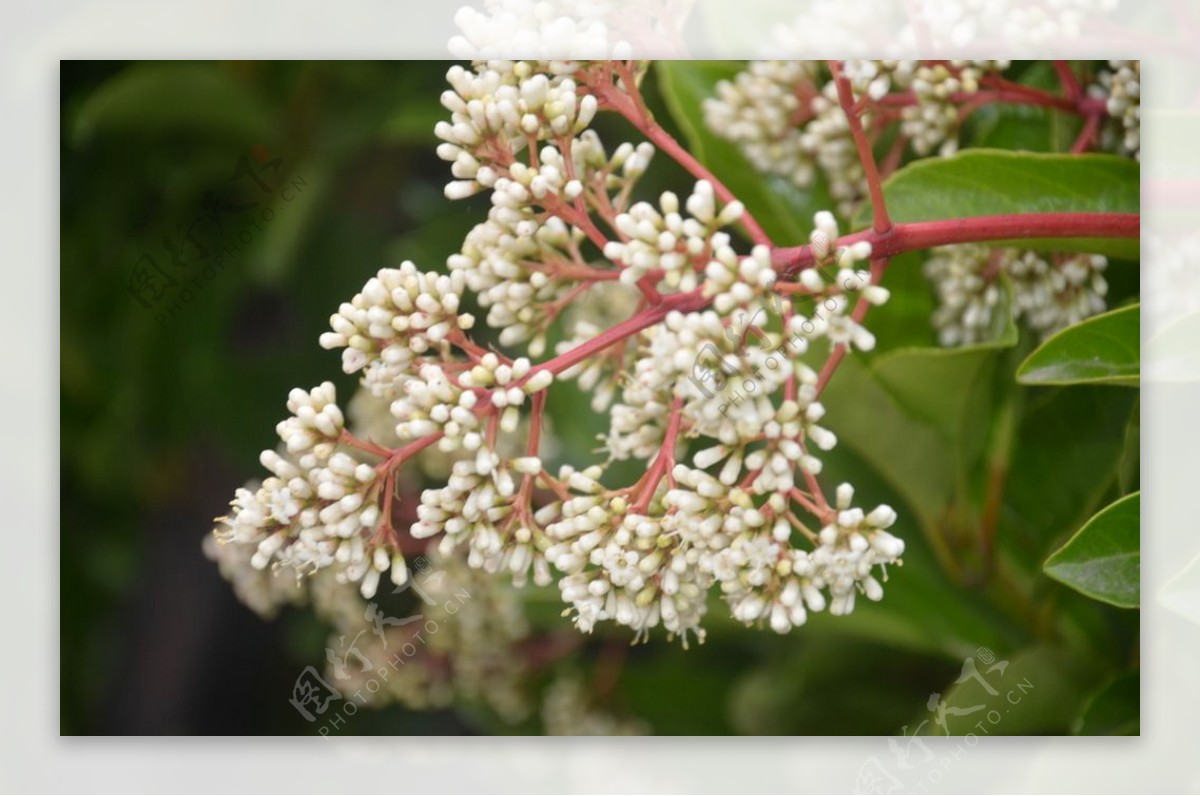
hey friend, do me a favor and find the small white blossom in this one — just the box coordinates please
[603,180,744,292]
[213,383,401,599]
[320,263,472,400]
[412,450,555,588]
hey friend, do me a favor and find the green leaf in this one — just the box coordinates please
[1044,492,1140,608]
[1000,387,1136,575]
[819,281,1019,571]
[854,150,1140,259]
[71,62,274,146]
[1072,671,1140,735]
[653,61,831,246]
[1016,304,1140,387]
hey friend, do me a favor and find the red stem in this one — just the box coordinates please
[1071,112,1104,155]
[772,213,1139,277]
[590,71,774,248]
[525,288,708,382]
[830,60,891,234]
[1054,61,1082,102]
[633,396,685,513]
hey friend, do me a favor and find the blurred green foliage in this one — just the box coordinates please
[61,60,1139,737]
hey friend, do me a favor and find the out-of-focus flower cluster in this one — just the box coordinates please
[1090,59,1140,160]
[924,243,1109,346]
[705,59,1146,219]
[704,60,1010,216]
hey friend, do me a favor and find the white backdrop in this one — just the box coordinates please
[5,1,1193,792]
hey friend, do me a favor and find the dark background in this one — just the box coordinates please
[61,60,495,733]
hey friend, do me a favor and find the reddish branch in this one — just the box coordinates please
[1054,60,1083,102]
[771,213,1139,277]
[830,61,892,234]
[589,62,775,248]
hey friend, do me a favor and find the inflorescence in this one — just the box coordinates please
[209,57,903,654]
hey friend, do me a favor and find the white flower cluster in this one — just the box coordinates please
[449,131,654,352]
[545,491,713,646]
[535,211,893,643]
[604,180,745,292]
[211,53,907,658]
[1007,250,1109,335]
[666,470,904,632]
[605,214,880,464]
[925,244,1109,346]
[706,60,1009,214]
[319,263,474,400]
[437,64,598,200]
[390,354,553,452]
[900,60,1009,156]
[702,60,821,187]
[1091,59,1140,160]
[412,449,554,588]
[211,383,408,600]
[435,56,675,365]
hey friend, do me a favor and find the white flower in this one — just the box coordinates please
[413,451,555,588]
[603,180,744,292]
[213,383,403,599]
[319,263,473,400]
[703,60,821,188]
[546,493,712,647]
[436,63,598,199]
[706,60,1009,214]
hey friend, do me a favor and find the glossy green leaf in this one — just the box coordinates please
[653,61,831,247]
[854,150,1140,259]
[1000,387,1136,575]
[1017,304,1139,386]
[1044,492,1140,608]
[819,281,1018,566]
[1072,671,1140,735]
